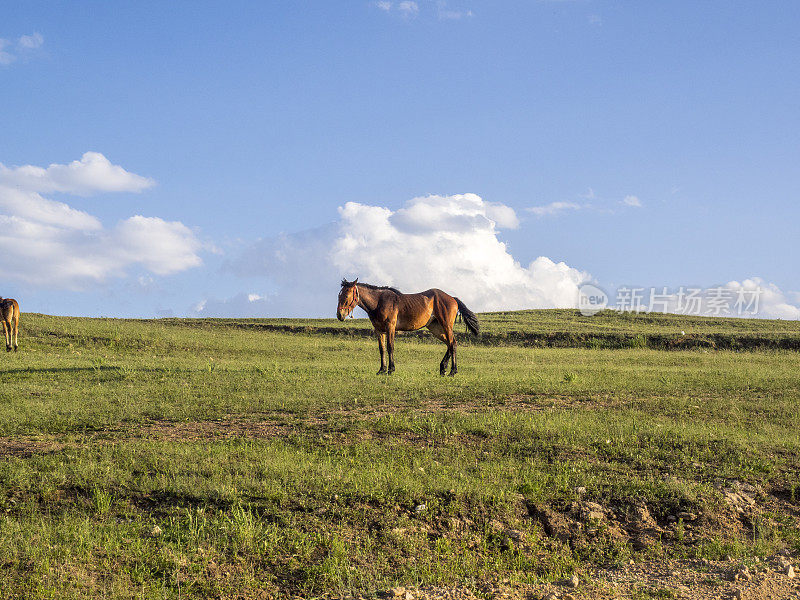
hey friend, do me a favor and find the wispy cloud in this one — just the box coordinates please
[0,39,14,66]
[397,1,419,17]
[18,32,44,50]
[622,195,642,207]
[527,201,585,217]
[529,191,643,217]
[0,32,45,66]
[376,0,472,20]
[437,1,473,19]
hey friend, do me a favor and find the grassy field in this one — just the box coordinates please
[1,311,799,598]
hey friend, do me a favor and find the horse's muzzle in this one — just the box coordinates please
[337,311,345,321]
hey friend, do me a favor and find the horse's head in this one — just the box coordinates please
[337,278,359,321]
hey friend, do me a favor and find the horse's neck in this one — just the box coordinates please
[357,286,381,313]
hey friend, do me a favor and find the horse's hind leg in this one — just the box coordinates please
[427,319,451,376]
[439,348,451,376]
[441,310,458,376]
[2,320,9,352]
[448,338,457,376]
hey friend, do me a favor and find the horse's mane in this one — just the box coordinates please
[341,279,402,295]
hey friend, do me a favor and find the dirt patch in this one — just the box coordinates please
[0,437,68,458]
[0,396,614,459]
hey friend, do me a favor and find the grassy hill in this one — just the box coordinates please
[0,311,798,598]
[152,309,800,350]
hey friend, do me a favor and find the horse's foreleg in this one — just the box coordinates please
[2,320,9,352]
[386,326,396,374]
[376,332,387,374]
[12,314,18,351]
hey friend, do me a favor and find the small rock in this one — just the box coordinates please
[390,588,405,597]
[150,525,162,537]
[582,501,606,521]
[575,486,587,495]
[403,592,414,600]
[414,504,427,514]
[568,574,579,588]
[667,514,677,523]
[787,565,796,579]
[563,595,576,600]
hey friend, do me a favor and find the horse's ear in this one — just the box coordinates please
[353,278,358,284]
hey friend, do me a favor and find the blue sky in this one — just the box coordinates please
[1,1,798,318]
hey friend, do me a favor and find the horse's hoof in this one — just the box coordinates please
[377,369,387,375]
[448,371,457,377]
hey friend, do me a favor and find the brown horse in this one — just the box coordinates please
[337,279,479,376]
[0,297,20,352]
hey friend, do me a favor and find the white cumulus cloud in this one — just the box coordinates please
[723,278,800,320]
[0,152,155,196]
[211,193,589,317]
[332,195,586,311]
[0,154,201,288]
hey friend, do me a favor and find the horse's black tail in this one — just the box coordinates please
[454,298,480,336]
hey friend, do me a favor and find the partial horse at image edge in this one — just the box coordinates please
[0,297,20,352]
[336,279,479,376]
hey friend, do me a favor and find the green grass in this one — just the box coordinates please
[0,311,798,598]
